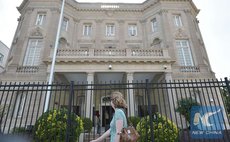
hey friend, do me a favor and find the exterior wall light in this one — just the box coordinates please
[108,64,112,70]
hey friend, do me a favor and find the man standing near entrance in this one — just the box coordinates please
[96,113,101,135]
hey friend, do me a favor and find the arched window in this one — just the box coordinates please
[59,38,68,48]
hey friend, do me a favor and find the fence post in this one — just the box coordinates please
[224,77,230,95]
[65,81,74,142]
[146,79,154,142]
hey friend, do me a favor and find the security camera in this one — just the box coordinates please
[163,65,167,70]
[108,65,112,70]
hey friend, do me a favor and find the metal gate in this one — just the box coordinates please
[0,78,230,141]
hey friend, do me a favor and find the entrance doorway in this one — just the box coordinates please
[101,106,114,127]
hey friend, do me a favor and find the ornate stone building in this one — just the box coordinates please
[0,0,218,126]
[0,0,214,83]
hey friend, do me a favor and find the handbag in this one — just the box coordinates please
[119,126,140,142]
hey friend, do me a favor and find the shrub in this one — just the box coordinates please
[33,109,83,142]
[127,116,140,128]
[176,98,200,123]
[136,113,179,142]
[82,117,93,133]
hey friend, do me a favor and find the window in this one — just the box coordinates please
[35,13,46,26]
[23,39,42,66]
[61,17,69,31]
[151,18,158,32]
[0,53,3,63]
[176,40,194,66]
[128,24,137,36]
[174,15,183,27]
[83,24,92,36]
[106,24,115,36]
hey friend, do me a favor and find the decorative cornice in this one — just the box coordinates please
[158,9,168,15]
[44,58,175,64]
[139,19,147,24]
[117,20,125,24]
[73,18,80,23]
[95,19,103,23]
[183,9,191,13]
[50,7,60,13]
[174,28,188,39]
[30,27,44,37]
[25,7,34,13]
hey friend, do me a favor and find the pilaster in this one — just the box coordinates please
[86,72,94,118]
[126,72,135,116]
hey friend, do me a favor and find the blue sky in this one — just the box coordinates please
[0,0,229,79]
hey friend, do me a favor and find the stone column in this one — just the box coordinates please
[126,72,135,116]
[86,72,94,118]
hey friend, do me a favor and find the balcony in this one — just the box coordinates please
[48,48,172,63]
[180,66,200,72]
[16,66,39,73]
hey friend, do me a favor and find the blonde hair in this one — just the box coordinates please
[111,91,127,109]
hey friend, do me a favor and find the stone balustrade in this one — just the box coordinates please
[16,66,39,73]
[53,48,169,59]
[180,66,200,72]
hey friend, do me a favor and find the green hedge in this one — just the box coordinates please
[136,113,179,142]
[81,117,93,132]
[127,116,140,128]
[33,109,83,142]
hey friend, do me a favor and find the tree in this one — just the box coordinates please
[221,88,230,115]
[176,98,200,124]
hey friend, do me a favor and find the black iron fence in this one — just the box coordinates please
[0,78,230,142]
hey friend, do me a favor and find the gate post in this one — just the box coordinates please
[65,81,74,142]
[146,79,154,142]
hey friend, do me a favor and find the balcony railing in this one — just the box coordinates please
[180,66,200,72]
[52,48,170,61]
[16,66,39,73]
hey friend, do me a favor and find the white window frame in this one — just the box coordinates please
[176,40,194,66]
[35,13,46,26]
[23,39,42,66]
[83,24,92,36]
[61,17,69,31]
[151,18,158,33]
[128,24,137,36]
[106,24,115,36]
[0,53,3,63]
[174,15,183,27]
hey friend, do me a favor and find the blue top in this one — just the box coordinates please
[110,108,127,142]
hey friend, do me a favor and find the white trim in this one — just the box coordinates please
[151,18,158,33]
[176,40,194,66]
[61,17,69,31]
[23,39,42,66]
[174,15,183,27]
[128,24,137,36]
[35,13,46,26]
[83,24,92,36]
[106,24,115,36]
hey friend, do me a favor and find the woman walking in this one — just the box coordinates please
[90,91,127,142]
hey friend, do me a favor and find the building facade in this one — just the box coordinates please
[0,0,216,119]
[0,41,9,73]
[0,0,215,83]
